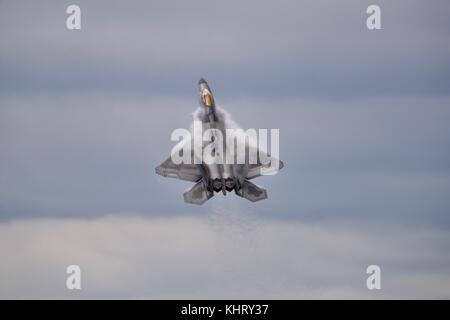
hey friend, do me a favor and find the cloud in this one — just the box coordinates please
[0,214,449,299]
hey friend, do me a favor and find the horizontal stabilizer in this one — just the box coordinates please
[183,180,214,205]
[235,180,267,202]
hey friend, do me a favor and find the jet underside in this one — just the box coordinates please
[155,79,283,205]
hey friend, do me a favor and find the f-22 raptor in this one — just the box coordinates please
[155,78,283,204]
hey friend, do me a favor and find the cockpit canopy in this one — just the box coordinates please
[201,89,214,108]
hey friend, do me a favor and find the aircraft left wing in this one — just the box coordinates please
[155,157,203,182]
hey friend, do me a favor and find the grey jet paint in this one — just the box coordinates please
[155,78,284,204]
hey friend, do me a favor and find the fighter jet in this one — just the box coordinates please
[155,78,283,204]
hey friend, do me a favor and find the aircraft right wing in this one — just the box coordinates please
[245,146,284,180]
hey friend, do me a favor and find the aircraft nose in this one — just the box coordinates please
[198,78,207,85]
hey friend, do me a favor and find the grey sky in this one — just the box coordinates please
[1,0,450,98]
[0,0,450,298]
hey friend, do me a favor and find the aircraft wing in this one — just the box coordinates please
[245,146,284,180]
[155,156,203,182]
[155,138,203,182]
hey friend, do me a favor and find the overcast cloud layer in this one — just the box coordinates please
[1,0,450,298]
[1,214,450,299]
